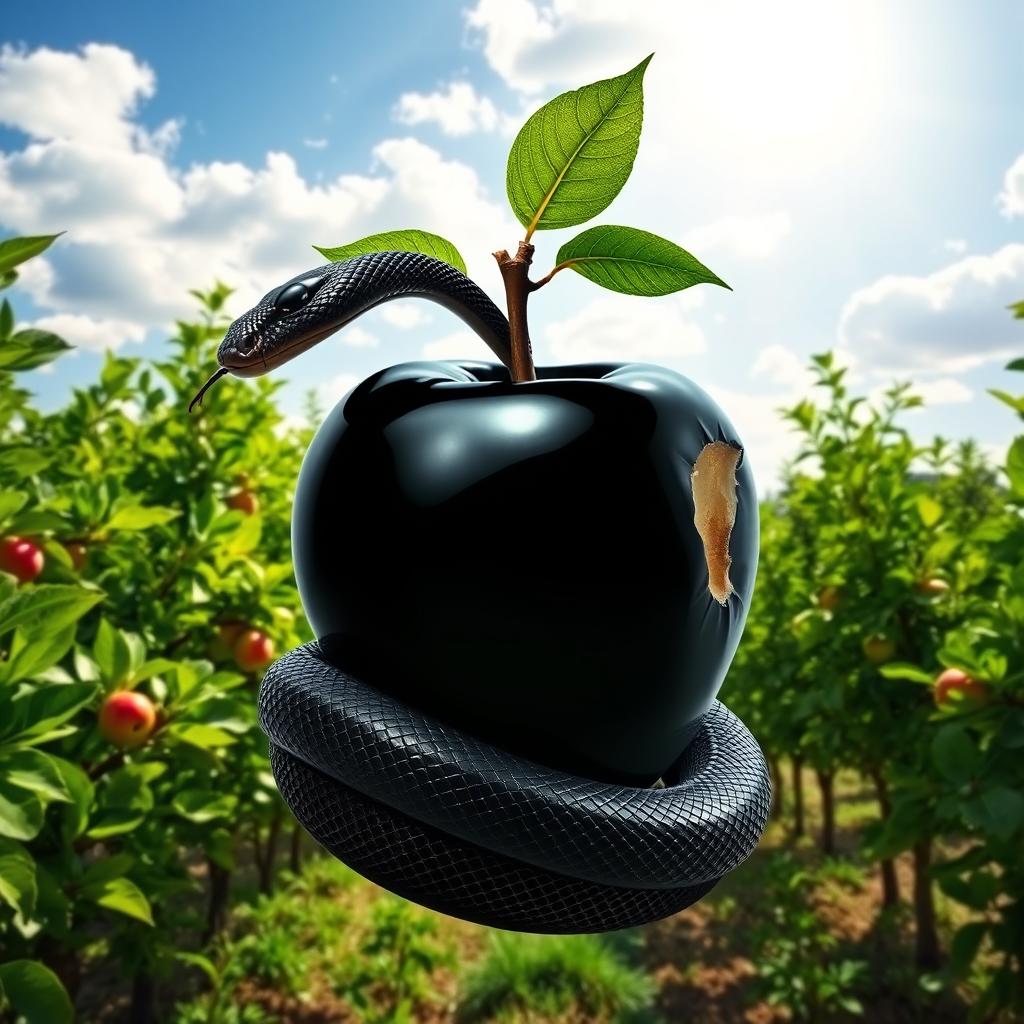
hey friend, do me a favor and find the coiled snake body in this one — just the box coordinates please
[204,251,770,932]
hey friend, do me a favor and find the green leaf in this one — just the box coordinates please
[988,388,1024,414]
[0,330,72,372]
[0,584,104,637]
[169,722,237,749]
[50,758,93,840]
[172,789,237,823]
[106,504,179,531]
[915,494,942,528]
[0,780,44,841]
[506,55,652,234]
[80,875,154,925]
[949,922,987,976]
[0,299,13,340]
[554,225,729,296]
[8,682,96,742]
[1005,355,1024,370]
[0,750,72,804]
[878,662,934,684]
[931,725,980,785]
[0,960,73,1024]
[976,786,1024,839]
[1006,437,1024,496]
[314,229,466,275]
[0,490,28,524]
[0,234,63,275]
[0,838,37,919]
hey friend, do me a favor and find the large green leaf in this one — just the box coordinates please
[0,584,104,638]
[0,780,44,841]
[80,876,154,926]
[0,838,37,919]
[106,504,180,531]
[0,330,72,372]
[314,230,466,274]
[0,960,73,1024]
[554,225,729,295]
[506,56,652,235]
[0,750,72,804]
[1006,436,1024,497]
[0,234,63,275]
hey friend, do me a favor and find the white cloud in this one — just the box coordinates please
[750,344,814,391]
[303,137,328,149]
[998,152,1024,218]
[839,244,1024,374]
[908,377,973,406]
[421,330,482,360]
[393,81,499,136]
[316,372,361,408]
[943,238,967,254]
[0,44,519,353]
[336,324,377,348]
[542,294,705,363]
[377,302,431,329]
[684,212,792,262]
[28,312,146,352]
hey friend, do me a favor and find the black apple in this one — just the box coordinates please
[293,359,758,787]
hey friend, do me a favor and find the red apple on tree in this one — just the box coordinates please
[0,536,44,584]
[934,668,989,707]
[226,490,260,515]
[99,691,157,749]
[863,633,896,665]
[234,629,275,672]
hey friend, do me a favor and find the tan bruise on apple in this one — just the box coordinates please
[691,441,741,605]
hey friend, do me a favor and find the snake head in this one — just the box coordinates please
[217,266,335,378]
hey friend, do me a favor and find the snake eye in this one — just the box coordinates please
[273,278,320,316]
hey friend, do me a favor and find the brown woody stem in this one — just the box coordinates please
[493,241,537,382]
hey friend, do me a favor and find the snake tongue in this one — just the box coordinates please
[188,367,230,413]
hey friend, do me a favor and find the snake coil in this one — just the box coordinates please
[259,642,770,933]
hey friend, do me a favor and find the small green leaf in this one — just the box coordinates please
[0,299,13,339]
[976,786,1024,839]
[506,56,652,234]
[988,388,1024,413]
[0,960,73,1024]
[915,494,943,528]
[81,875,154,925]
[878,662,935,684]
[931,725,980,785]
[0,490,28,525]
[172,789,238,822]
[169,723,237,749]
[0,584,104,637]
[555,225,729,295]
[950,922,987,975]
[314,229,466,275]
[0,330,72,372]
[0,838,37,919]
[0,234,63,275]
[1005,355,1024,370]
[106,504,179,531]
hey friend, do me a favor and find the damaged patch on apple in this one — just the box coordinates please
[691,441,741,604]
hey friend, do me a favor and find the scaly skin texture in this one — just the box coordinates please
[217,252,513,377]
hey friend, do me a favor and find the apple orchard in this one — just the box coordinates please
[0,255,1023,1020]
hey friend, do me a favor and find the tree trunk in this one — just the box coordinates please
[289,821,303,875]
[767,754,784,819]
[816,769,835,855]
[258,811,284,893]
[869,767,900,908]
[203,858,231,944]
[128,971,155,1024]
[913,838,942,969]
[792,757,805,837]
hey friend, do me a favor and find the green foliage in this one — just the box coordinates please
[751,855,867,1021]
[555,224,730,295]
[314,228,467,274]
[456,932,654,1023]
[0,235,311,1013]
[506,56,651,235]
[0,959,74,1024]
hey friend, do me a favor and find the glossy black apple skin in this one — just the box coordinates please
[292,360,758,787]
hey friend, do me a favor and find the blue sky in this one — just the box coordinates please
[1,0,1023,491]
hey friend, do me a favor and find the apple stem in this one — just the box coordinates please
[493,241,537,382]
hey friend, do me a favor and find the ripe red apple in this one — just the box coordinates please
[0,536,44,584]
[916,578,950,597]
[234,629,275,672]
[934,668,989,707]
[863,633,896,665]
[226,490,260,516]
[64,542,88,571]
[99,691,157,749]
[817,586,841,612]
